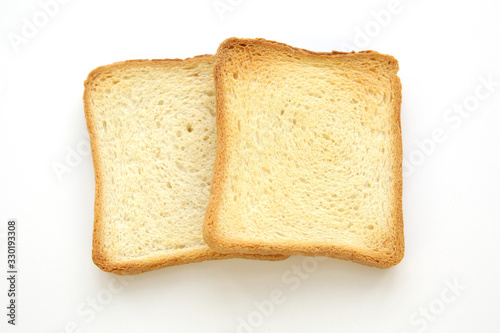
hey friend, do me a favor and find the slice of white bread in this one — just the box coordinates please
[203,38,404,268]
[84,55,286,274]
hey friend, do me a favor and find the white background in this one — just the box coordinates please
[1,0,499,332]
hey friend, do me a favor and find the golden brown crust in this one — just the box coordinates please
[203,38,404,268]
[83,55,287,275]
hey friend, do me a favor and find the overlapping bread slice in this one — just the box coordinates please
[204,38,404,268]
[84,55,287,274]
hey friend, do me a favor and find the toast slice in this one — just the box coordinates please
[84,55,286,274]
[203,38,404,268]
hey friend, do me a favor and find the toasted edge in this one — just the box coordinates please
[203,38,404,268]
[83,55,287,275]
